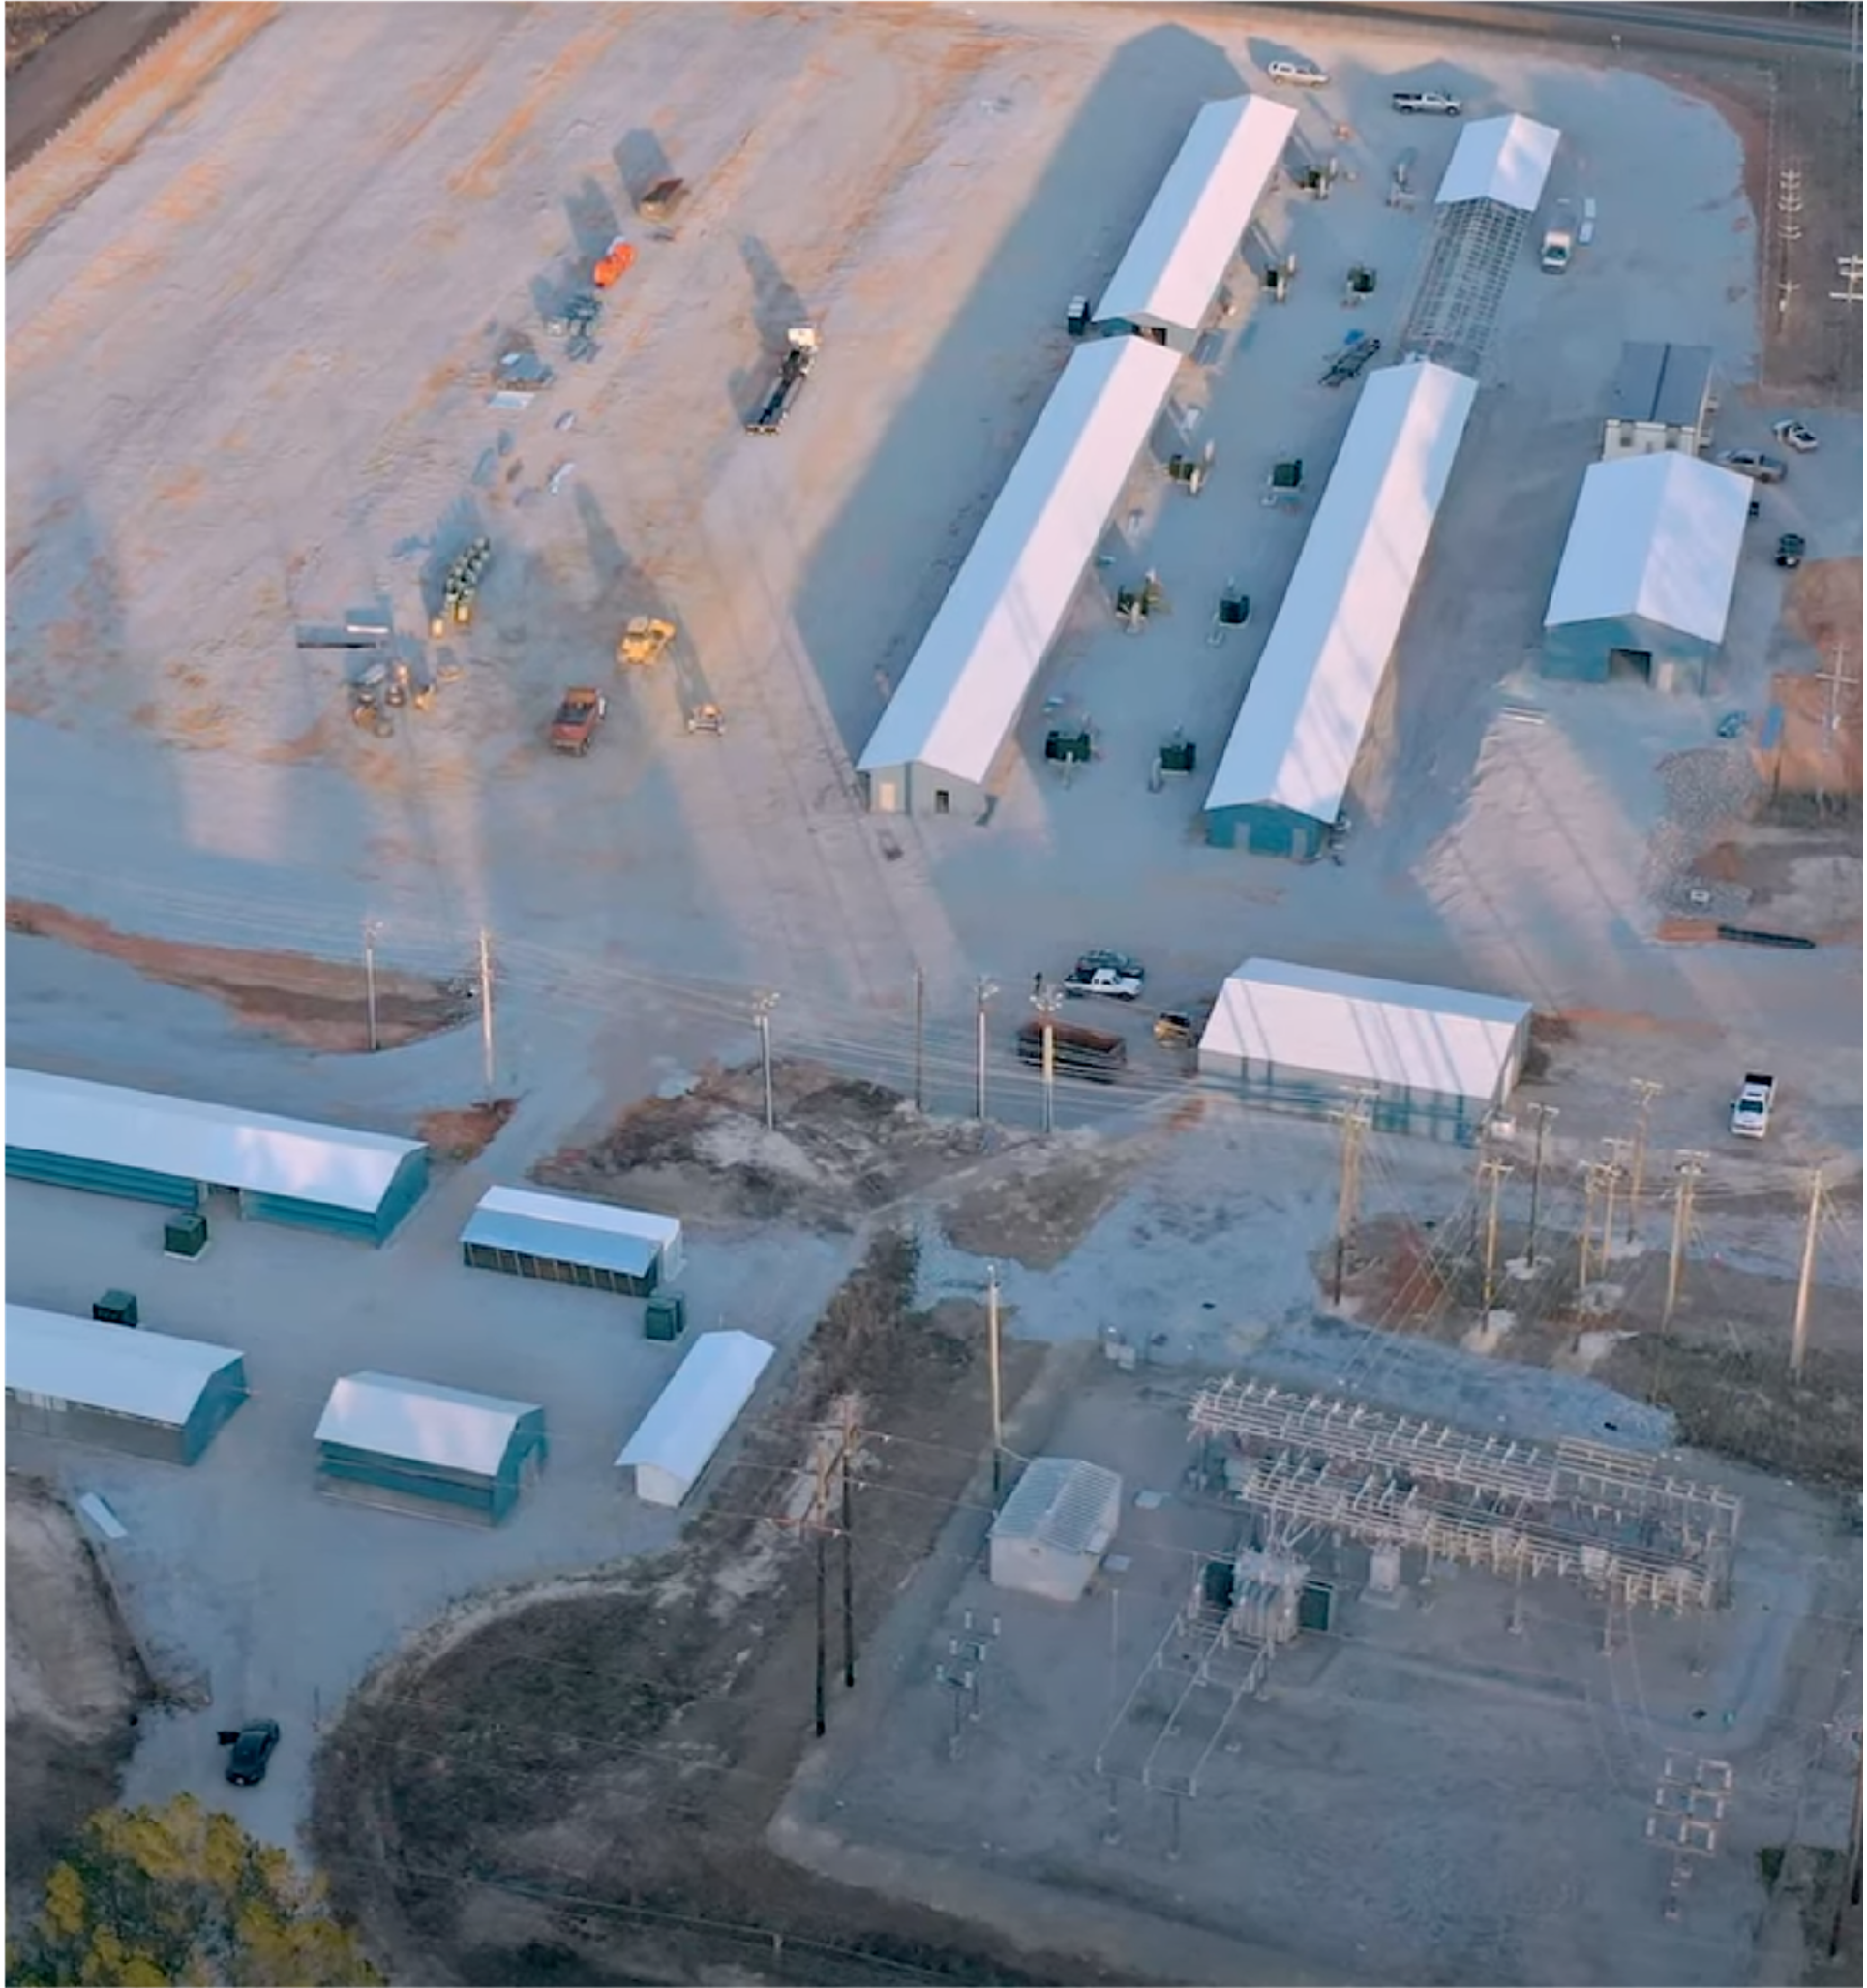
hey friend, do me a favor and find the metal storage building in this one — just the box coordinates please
[1203,361,1477,858]
[1433,112,1560,213]
[1542,452,1749,696]
[461,1185,683,1297]
[1197,957,1532,1144]
[314,1371,547,1526]
[6,1304,248,1464]
[1091,94,1296,352]
[615,1329,774,1508]
[1602,342,1716,462]
[988,1456,1123,1604]
[858,335,1183,818]
[5,1068,428,1244]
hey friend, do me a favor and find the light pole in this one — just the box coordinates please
[754,991,780,1131]
[362,919,381,1053]
[973,978,997,1121]
[1032,987,1062,1135]
[1524,1103,1558,1268]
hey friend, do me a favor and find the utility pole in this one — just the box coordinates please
[1831,1745,1863,1959]
[1479,1155,1514,1315]
[1579,1162,1606,1292]
[1662,1154,1707,1330]
[362,919,381,1054]
[1524,1103,1558,1269]
[973,978,997,1121]
[1032,987,1063,1135]
[986,1263,1004,1503]
[1815,644,1855,739]
[1331,1094,1373,1306]
[754,991,780,1131]
[1790,1168,1825,1378]
[838,1394,858,1691]
[1599,1138,1632,1267]
[1626,1079,1663,1240]
[477,926,496,1099]
[800,1406,862,1736]
[912,965,926,1112]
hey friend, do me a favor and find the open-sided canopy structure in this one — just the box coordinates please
[615,1329,775,1508]
[461,1184,684,1297]
[314,1371,547,1525]
[1433,113,1560,212]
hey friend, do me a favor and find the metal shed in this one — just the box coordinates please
[858,335,1182,817]
[5,1068,428,1244]
[1091,95,1296,352]
[1197,958,1532,1144]
[461,1185,683,1298]
[1543,452,1749,695]
[1433,113,1560,213]
[989,1457,1123,1604]
[1603,343,1716,462]
[6,1304,248,1465]
[615,1329,774,1508]
[1204,362,1476,857]
[314,1371,547,1526]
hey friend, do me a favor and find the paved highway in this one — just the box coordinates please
[1280,1,1862,63]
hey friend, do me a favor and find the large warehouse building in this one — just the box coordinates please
[6,1304,248,1465]
[1542,451,1750,695]
[1091,94,1296,352]
[314,1371,547,1527]
[858,334,1181,817]
[1203,361,1477,858]
[5,1068,428,1244]
[1197,958,1532,1144]
[1602,342,1716,462]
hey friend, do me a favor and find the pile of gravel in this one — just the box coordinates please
[1642,745,1763,918]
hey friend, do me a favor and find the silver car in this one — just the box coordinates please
[1720,449,1788,484]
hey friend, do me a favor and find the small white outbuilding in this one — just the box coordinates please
[615,1329,774,1508]
[988,1456,1123,1604]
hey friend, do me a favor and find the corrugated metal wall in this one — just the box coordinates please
[5,1145,201,1208]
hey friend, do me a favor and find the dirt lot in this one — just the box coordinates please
[6,898,473,1051]
[5,1475,147,1919]
[311,1233,1128,1987]
[416,1097,518,1162]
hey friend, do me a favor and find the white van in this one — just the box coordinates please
[1266,59,1329,87]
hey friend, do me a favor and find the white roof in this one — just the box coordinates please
[1093,95,1297,338]
[462,1185,679,1279]
[1544,452,1750,645]
[7,1067,423,1214]
[1205,361,1476,822]
[6,1305,243,1426]
[858,336,1182,787]
[1434,114,1561,212]
[1199,958,1532,1100]
[315,1371,540,1476]
[615,1330,774,1490]
[991,1456,1122,1555]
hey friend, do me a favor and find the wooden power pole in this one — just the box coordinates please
[1626,1079,1663,1239]
[801,1404,863,1736]
[1524,1102,1558,1268]
[1331,1095,1373,1305]
[986,1262,1004,1502]
[1479,1155,1514,1314]
[1790,1168,1825,1378]
[1662,1154,1707,1329]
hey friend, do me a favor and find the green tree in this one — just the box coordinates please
[7,1794,381,1987]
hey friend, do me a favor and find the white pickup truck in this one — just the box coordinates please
[1730,1072,1774,1140]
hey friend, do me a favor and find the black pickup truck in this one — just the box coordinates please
[745,328,820,435]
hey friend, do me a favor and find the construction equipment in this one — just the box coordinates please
[1262,252,1298,302]
[685,702,726,736]
[1165,442,1215,496]
[593,235,636,288]
[1388,148,1418,209]
[1320,334,1380,387]
[1294,157,1338,199]
[1114,570,1163,633]
[1066,294,1092,336]
[1044,728,1093,765]
[745,327,819,435]
[637,177,687,224]
[617,616,677,668]
[432,539,493,635]
[1262,459,1305,508]
[1342,264,1377,306]
[1208,584,1251,646]
[549,687,608,755]
[1157,731,1197,777]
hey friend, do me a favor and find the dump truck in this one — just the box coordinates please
[549,687,608,755]
[745,327,819,435]
[1730,1073,1774,1140]
[1016,1017,1127,1082]
[593,236,636,288]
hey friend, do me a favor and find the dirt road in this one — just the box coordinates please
[4,1,187,170]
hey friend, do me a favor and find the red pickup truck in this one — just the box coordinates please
[549,688,607,755]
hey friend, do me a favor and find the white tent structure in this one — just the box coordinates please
[858,335,1182,817]
[1197,957,1532,1144]
[461,1184,684,1297]
[615,1329,775,1508]
[1433,113,1561,212]
[1204,361,1476,858]
[1091,94,1296,351]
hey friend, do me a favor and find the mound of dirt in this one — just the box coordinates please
[938,1131,1143,1272]
[416,1099,517,1162]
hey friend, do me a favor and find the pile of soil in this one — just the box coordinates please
[416,1099,517,1162]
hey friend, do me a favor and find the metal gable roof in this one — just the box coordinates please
[1093,95,1296,338]
[1610,343,1713,429]
[462,1185,678,1280]
[857,335,1182,788]
[991,1455,1122,1554]
[6,1305,244,1427]
[1204,361,1477,823]
[1198,958,1531,1101]
[1544,452,1750,645]
[315,1371,540,1477]
[614,1330,774,1488]
[1433,113,1561,212]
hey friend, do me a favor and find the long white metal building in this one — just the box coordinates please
[1433,112,1561,212]
[858,335,1182,818]
[1204,361,1477,858]
[1197,958,1532,1144]
[1091,94,1296,352]
[616,1329,774,1508]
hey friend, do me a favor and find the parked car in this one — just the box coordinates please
[1770,418,1819,454]
[1266,58,1329,86]
[1720,449,1788,483]
[1074,949,1146,983]
[1392,89,1461,115]
[1776,532,1807,569]
[223,1720,281,1787]
[1064,963,1144,1002]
